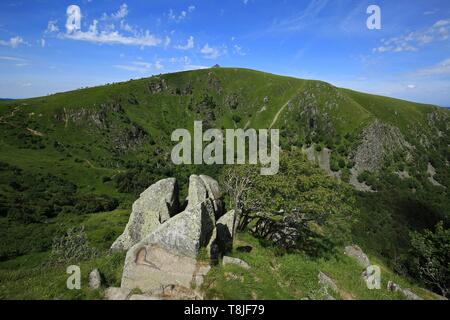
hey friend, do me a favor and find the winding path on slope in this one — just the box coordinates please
[269,99,291,129]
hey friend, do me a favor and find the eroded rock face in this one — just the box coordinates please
[352,120,412,173]
[121,244,201,292]
[111,178,179,252]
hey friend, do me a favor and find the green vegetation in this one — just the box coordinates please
[0,67,449,299]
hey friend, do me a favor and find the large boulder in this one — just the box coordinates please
[140,199,216,257]
[187,175,224,218]
[120,200,215,292]
[111,178,179,251]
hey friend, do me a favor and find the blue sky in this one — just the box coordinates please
[0,0,449,106]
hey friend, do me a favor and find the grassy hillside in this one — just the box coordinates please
[0,67,449,299]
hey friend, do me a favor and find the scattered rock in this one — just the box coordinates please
[223,256,250,269]
[387,281,423,300]
[111,178,179,252]
[104,287,131,300]
[318,271,338,293]
[344,245,371,268]
[88,269,102,290]
[323,294,336,300]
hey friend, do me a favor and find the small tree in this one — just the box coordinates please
[221,150,355,251]
[410,222,450,298]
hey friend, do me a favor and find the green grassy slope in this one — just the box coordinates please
[0,67,449,299]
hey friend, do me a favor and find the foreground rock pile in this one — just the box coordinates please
[107,174,235,300]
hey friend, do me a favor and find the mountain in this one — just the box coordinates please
[0,67,449,299]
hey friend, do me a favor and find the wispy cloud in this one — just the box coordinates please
[175,36,194,50]
[373,19,450,53]
[201,44,226,59]
[0,55,29,66]
[412,58,450,77]
[168,5,196,23]
[0,36,26,48]
[49,4,162,47]
[114,59,164,73]
[114,61,151,73]
[269,0,329,32]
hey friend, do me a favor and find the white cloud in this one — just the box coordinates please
[0,36,26,48]
[46,20,59,33]
[407,84,416,89]
[60,5,161,47]
[114,61,151,73]
[154,60,164,70]
[40,39,46,47]
[112,4,128,20]
[412,58,450,77]
[233,44,246,56]
[168,5,195,22]
[176,36,194,50]
[114,59,164,73]
[183,64,209,71]
[373,19,450,53]
[201,44,225,59]
[0,55,29,67]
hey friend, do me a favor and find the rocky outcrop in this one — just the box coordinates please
[111,178,179,252]
[138,199,216,257]
[344,245,371,268]
[116,174,229,296]
[351,120,412,174]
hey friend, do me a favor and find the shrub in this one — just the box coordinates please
[409,222,450,298]
[50,226,98,264]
